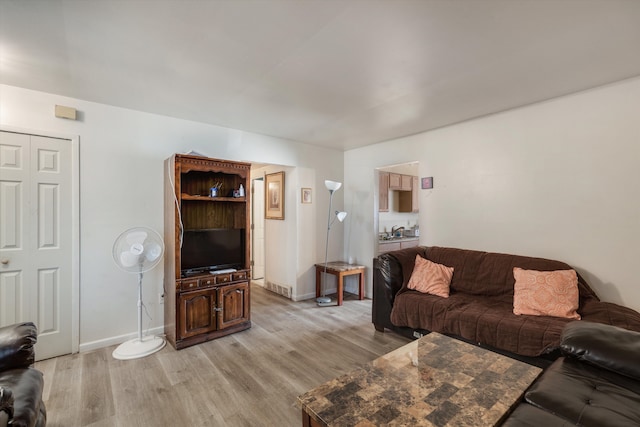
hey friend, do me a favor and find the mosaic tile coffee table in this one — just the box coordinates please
[298,332,542,426]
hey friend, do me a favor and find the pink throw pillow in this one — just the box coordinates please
[513,267,581,319]
[407,255,454,298]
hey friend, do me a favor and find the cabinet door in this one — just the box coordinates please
[401,174,412,191]
[379,172,389,212]
[218,282,250,329]
[400,240,419,249]
[378,241,401,255]
[398,176,419,212]
[178,288,217,339]
[388,173,401,190]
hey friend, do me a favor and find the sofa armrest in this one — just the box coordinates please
[376,246,426,302]
[0,322,37,371]
[0,387,13,425]
[560,321,640,381]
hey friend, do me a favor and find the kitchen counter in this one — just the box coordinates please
[378,236,419,243]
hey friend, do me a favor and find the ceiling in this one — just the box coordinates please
[2,1,640,151]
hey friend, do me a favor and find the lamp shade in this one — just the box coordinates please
[336,211,347,222]
[325,180,342,192]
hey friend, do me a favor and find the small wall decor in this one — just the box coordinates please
[301,188,312,204]
[421,176,434,189]
[265,171,285,220]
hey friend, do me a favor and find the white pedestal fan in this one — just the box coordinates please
[112,227,166,360]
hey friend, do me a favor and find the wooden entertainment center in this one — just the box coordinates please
[163,154,251,349]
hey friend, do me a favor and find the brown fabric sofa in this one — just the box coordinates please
[0,322,46,427]
[373,246,640,358]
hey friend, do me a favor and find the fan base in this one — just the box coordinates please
[112,336,166,360]
[316,296,334,306]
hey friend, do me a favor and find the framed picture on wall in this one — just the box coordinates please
[265,171,285,220]
[421,176,433,189]
[301,188,312,204]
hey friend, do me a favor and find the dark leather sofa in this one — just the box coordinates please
[503,321,640,426]
[0,322,46,427]
[373,246,640,358]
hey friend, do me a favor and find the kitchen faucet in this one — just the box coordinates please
[391,225,405,237]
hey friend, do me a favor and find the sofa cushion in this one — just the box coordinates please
[422,247,599,303]
[513,268,580,320]
[525,357,640,426]
[501,403,575,426]
[391,291,572,356]
[561,321,640,381]
[407,255,453,298]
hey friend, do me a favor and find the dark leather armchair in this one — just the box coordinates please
[0,322,46,427]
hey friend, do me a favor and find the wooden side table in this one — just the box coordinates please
[314,261,365,306]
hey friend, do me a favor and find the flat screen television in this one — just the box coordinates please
[181,228,245,275]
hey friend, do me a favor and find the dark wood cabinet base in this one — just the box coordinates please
[173,320,251,350]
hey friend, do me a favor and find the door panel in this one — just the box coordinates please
[0,181,22,249]
[0,131,72,360]
[37,268,59,334]
[0,271,23,325]
[0,132,30,326]
[179,288,217,339]
[218,282,249,329]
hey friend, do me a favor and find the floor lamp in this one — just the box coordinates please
[317,180,348,306]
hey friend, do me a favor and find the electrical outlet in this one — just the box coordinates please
[159,293,164,304]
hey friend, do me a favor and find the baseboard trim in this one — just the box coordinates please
[79,326,165,353]
[294,287,337,302]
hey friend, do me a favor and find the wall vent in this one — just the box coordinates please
[265,281,292,299]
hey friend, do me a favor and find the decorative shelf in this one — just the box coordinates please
[181,194,247,202]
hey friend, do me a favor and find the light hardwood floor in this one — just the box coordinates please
[35,284,411,426]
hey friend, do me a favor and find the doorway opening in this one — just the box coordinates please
[374,162,420,258]
[251,176,265,285]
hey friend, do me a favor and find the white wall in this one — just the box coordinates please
[345,76,640,313]
[0,84,343,350]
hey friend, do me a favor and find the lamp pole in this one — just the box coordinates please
[317,188,335,304]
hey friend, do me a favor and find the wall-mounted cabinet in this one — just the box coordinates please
[389,173,412,191]
[381,173,419,213]
[164,154,251,350]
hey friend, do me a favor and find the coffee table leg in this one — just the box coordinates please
[358,269,364,300]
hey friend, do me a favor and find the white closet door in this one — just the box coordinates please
[0,131,72,359]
